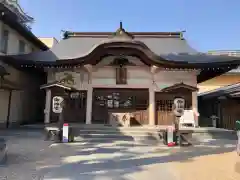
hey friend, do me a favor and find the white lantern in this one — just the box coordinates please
[173,98,185,117]
[52,96,64,113]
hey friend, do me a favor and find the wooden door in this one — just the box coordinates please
[131,90,149,125]
[221,99,240,130]
[92,89,110,124]
[65,91,87,123]
[155,92,192,125]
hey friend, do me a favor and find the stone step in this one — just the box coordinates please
[44,124,237,143]
[72,130,236,142]
[73,133,160,139]
[192,132,237,140]
[72,129,160,135]
[72,128,160,133]
[72,129,161,143]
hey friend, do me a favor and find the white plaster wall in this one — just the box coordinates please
[51,67,197,90]
[92,66,152,88]
[0,21,40,54]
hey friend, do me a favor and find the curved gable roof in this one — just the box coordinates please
[2,30,240,70]
[1,32,197,62]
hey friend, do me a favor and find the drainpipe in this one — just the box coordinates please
[6,89,12,128]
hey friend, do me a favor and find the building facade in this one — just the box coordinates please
[39,37,58,48]
[198,50,240,93]
[2,24,240,127]
[198,83,240,130]
[198,50,240,130]
[0,0,48,128]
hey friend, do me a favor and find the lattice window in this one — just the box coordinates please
[157,100,173,111]
[116,67,127,84]
[69,91,86,108]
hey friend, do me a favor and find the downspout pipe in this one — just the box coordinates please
[6,89,12,128]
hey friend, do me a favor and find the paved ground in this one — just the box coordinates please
[169,151,240,180]
[0,129,239,180]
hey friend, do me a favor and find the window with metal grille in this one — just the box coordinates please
[19,40,25,54]
[1,30,9,54]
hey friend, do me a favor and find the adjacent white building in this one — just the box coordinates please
[0,0,48,128]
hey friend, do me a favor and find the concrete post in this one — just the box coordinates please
[44,89,51,124]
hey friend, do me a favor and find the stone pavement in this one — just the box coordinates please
[0,129,239,180]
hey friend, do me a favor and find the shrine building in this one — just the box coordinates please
[2,23,240,127]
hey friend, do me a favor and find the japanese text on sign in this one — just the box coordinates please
[52,96,64,113]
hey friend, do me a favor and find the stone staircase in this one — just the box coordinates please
[69,125,237,143]
[70,125,162,143]
[43,124,237,144]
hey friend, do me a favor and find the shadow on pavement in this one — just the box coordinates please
[1,129,238,180]
[37,138,237,180]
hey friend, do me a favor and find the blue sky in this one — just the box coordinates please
[19,0,240,52]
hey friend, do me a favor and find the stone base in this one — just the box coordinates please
[0,121,20,129]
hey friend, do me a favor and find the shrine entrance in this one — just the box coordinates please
[92,88,149,126]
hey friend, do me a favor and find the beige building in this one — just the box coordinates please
[39,37,58,48]
[198,50,240,93]
[0,0,48,128]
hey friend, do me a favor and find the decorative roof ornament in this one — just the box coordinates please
[180,30,186,40]
[0,0,34,29]
[111,21,134,40]
[59,73,75,86]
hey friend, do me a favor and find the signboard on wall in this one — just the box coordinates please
[52,96,64,113]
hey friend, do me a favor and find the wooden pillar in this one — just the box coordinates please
[44,89,51,124]
[149,87,155,126]
[84,64,93,125]
[149,65,158,126]
[86,87,93,124]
